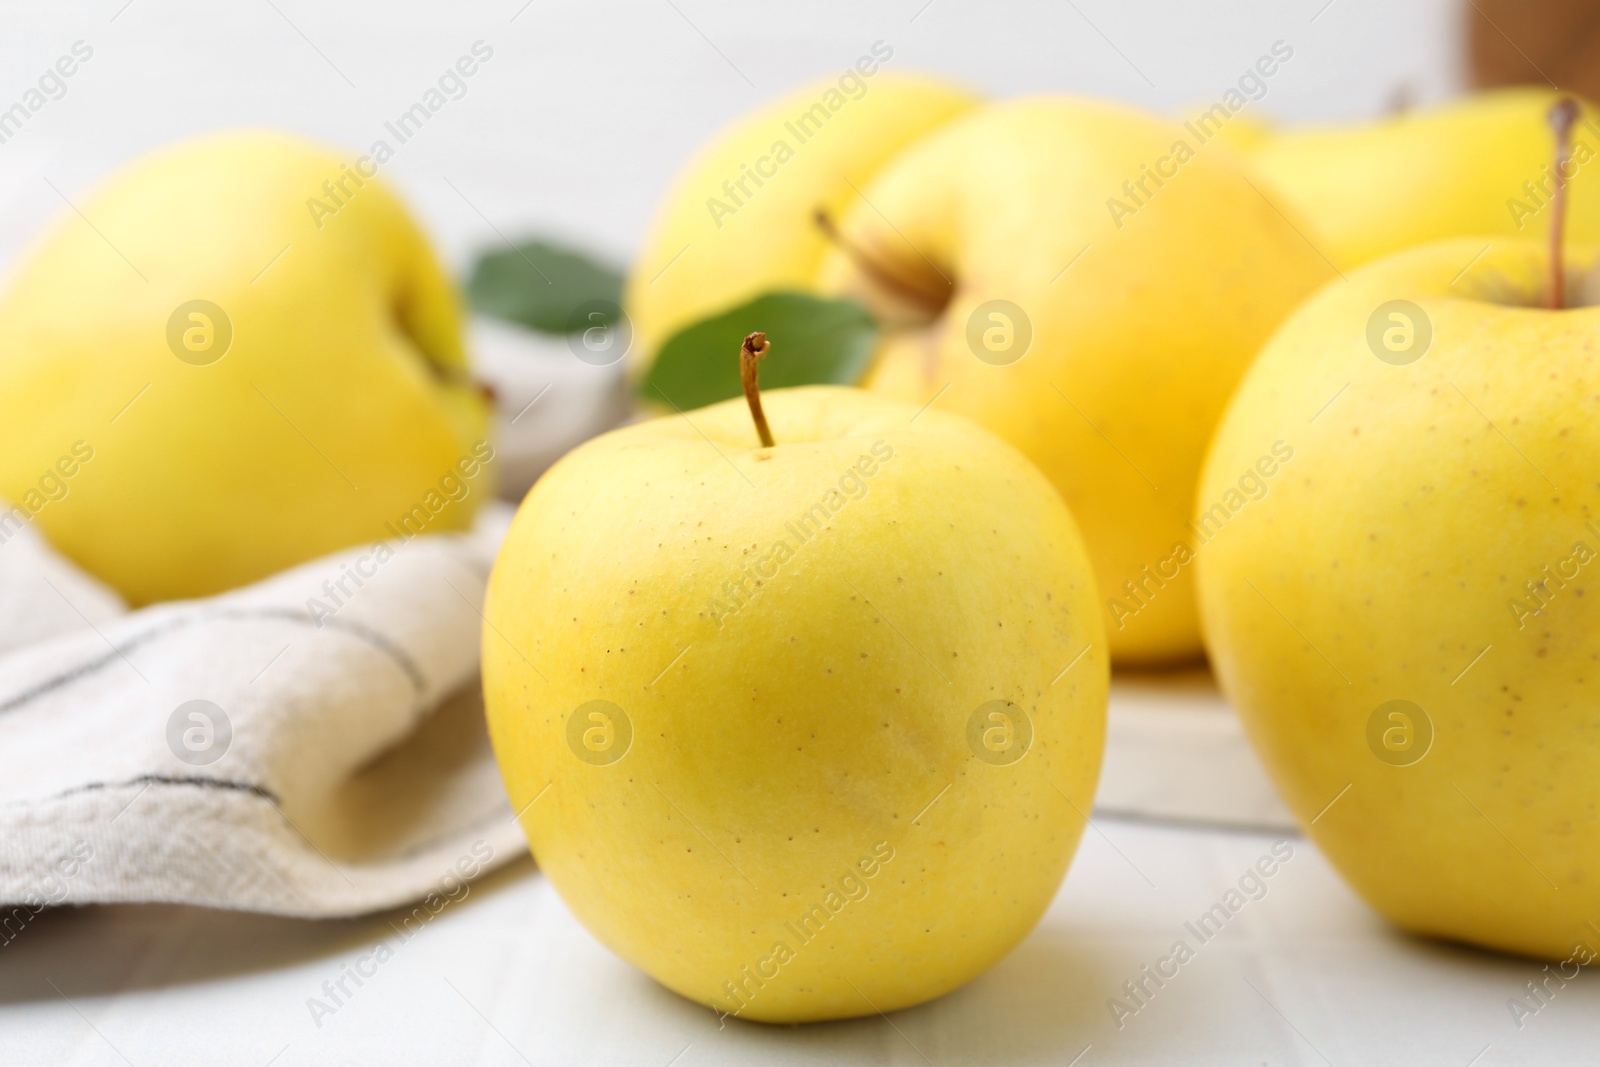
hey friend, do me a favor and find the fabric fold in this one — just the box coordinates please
[0,504,525,919]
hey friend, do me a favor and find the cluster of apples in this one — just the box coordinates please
[3,76,1597,1027]
[484,77,1600,1021]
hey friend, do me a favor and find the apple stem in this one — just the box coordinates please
[813,208,949,315]
[1548,96,1579,310]
[740,331,776,448]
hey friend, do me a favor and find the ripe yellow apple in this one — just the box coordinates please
[0,131,490,604]
[1204,109,1274,153]
[1247,88,1600,269]
[816,97,1335,664]
[624,66,977,369]
[1196,235,1600,960]
[482,383,1107,1022]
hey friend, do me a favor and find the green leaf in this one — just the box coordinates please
[466,239,625,334]
[640,291,878,411]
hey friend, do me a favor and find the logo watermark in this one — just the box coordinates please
[304,441,495,627]
[705,41,895,229]
[0,840,94,949]
[1508,940,1594,1029]
[166,299,233,365]
[0,440,94,549]
[167,699,233,766]
[1365,700,1432,766]
[1107,840,1295,1029]
[1107,41,1293,229]
[967,700,1032,765]
[305,840,494,1028]
[965,299,1032,366]
[306,41,495,230]
[1508,132,1595,231]
[714,841,896,1023]
[566,700,632,765]
[1106,440,1293,632]
[565,299,632,366]
[1366,300,1431,365]
[1508,526,1599,630]
[0,40,94,147]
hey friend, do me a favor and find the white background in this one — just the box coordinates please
[0,0,1464,278]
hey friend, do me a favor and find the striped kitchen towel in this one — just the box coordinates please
[0,503,526,920]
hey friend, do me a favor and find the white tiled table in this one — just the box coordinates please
[1,675,1589,1067]
[3,811,1590,1066]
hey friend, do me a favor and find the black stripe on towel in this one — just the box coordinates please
[16,772,280,807]
[0,606,428,717]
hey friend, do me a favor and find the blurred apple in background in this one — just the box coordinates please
[624,64,977,372]
[1244,89,1600,269]
[817,97,1335,665]
[0,131,492,605]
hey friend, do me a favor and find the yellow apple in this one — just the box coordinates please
[815,97,1335,664]
[624,66,978,369]
[0,131,490,604]
[482,383,1107,1022]
[1192,108,1274,154]
[1247,88,1600,269]
[1196,235,1600,960]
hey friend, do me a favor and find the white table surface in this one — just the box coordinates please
[4,809,1592,1067]
[7,673,1587,1065]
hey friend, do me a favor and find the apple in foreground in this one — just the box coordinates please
[1196,229,1600,959]
[815,96,1335,664]
[482,345,1107,1022]
[0,131,490,604]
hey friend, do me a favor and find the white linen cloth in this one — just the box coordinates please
[0,497,530,919]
